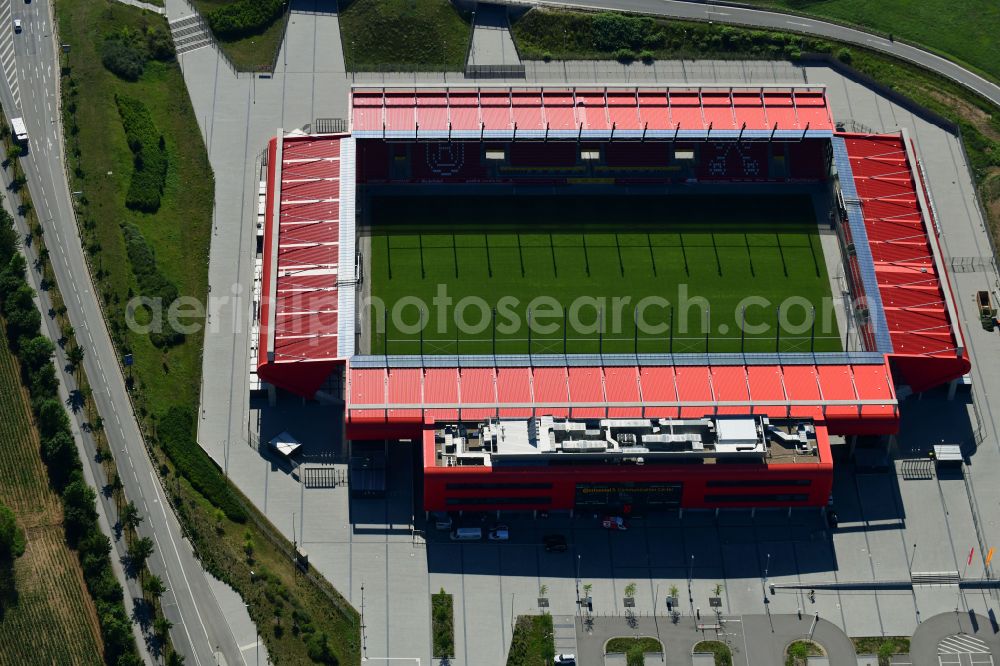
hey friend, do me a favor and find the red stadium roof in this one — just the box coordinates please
[346,361,899,437]
[841,132,970,390]
[257,134,350,395]
[351,85,835,138]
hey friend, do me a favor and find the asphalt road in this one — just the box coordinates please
[1,0,245,664]
[500,0,1000,106]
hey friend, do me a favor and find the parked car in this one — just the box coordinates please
[450,527,482,541]
[554,654,576,664]
[543,534,568,552]
[13,19,22,33]
[601,515,628,531]
[431,512,452,531]
[488,524,509,541]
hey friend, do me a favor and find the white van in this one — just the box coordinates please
[450,527,482,541]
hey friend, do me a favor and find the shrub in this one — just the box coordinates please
[305,631,339,664]
[639,49,654,63]
[145,26,175,61]
[115,95,168,212]
[592,12,652,52]
[613,48,635,63]
[208,0,285,41]
[837,47,853,64]
[101,38,146,81]
[157,406,247,522]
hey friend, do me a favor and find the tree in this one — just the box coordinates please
[61,478,97,545]
[67,343,85,371]
[29,362,60,399]
[624,582,637,599]
[128,536,154,575]
[153,615,173,640]
[42,430,78,488]
[144,574,166,602]
[100,608,135,663]
[166,651,185,666]
[0,503,25,559]
[120,501,142,539]
[35,398,70,439]
[19,335,54,373]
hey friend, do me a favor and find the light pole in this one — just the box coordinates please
[575,554,582,616]
[688,554,696,625]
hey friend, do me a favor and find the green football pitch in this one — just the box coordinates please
[365,194,842,356]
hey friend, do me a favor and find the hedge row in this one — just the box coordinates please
[115,95,168,213]
[156,406,247,523]
[0,194,141,665]
[121,224,183,348]
[207,0,285,41]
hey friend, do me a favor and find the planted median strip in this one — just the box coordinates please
[432,588,455,659]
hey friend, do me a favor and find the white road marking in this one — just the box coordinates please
[786,20,812,28]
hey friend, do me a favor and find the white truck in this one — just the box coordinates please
[10,116,28,144]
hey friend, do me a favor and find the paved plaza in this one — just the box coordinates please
[159,2,1000,664]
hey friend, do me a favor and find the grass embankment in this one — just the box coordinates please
[191,0,287,71]
[58,0,361,663]
[694,640,734,666]
[432,589,454,658]
[852,636,910,665]
[340,0,471,71]
[0,336,104,664]
[511,9,1000,256]
[506,614,555,666]
[606,636,664,666]
[369,194,840,356]
[740,0,1000,83]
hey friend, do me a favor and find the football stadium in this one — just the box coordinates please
[254,84,969,513]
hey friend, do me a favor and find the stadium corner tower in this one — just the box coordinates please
[255,85,969,513]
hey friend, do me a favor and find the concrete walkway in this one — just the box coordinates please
[112,0,165,15]
[468,3,520,67]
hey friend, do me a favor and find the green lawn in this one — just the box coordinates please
[606,637,664,666]
[58,0,213,420]
[506,615,555,666]
[339,0,472,71]
[191,0,287,71]
[368,194,841,356]
[694,640,734,666]
[740,0,1000,83]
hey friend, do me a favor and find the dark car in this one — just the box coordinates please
[543,534,568,552]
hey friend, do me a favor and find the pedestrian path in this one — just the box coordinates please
[551,615,578,659]
[111,0,165,15]
[467,3,521,69]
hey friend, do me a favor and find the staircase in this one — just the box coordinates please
[170,14,212,55]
